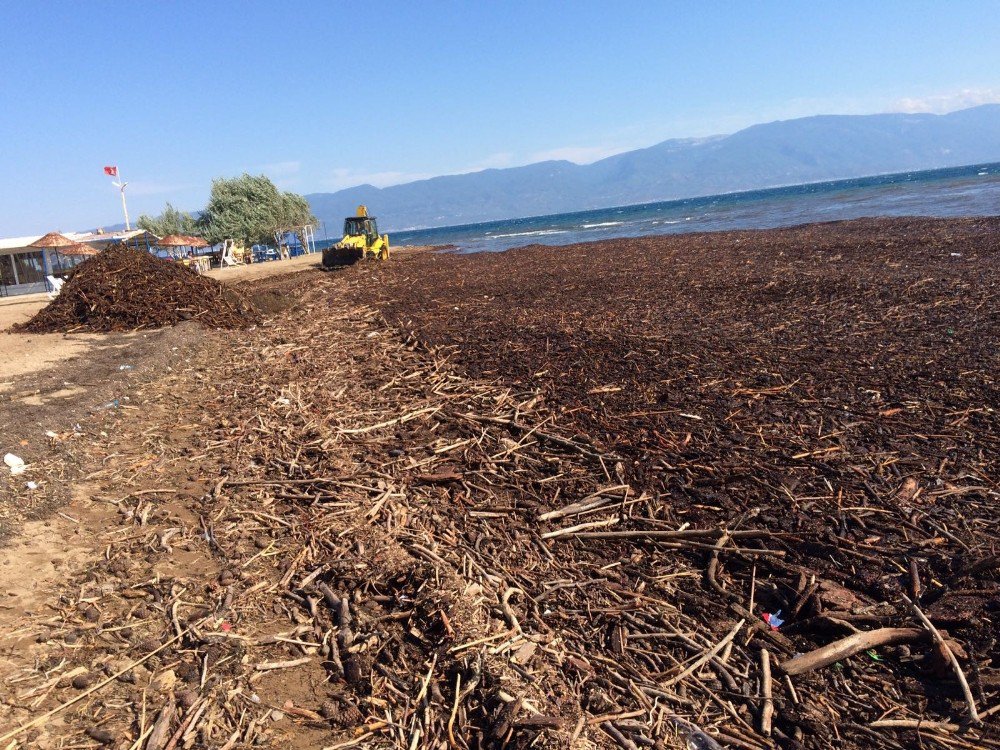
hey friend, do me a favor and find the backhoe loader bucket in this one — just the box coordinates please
[322,245,364,267]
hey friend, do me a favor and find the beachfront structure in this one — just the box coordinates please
[0,229,159,296]
[1,223,320,296]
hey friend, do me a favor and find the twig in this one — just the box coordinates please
[321,721,390,750]
[338,405,441,434]
[601,722,640,750]
[662,619,744,687]
[447,672,462,750]
[537,485,629,521]
[903,594,980,724]
[255,657,312,671]
[166,699,207,750]
[869,719,961,732]
[779,628,925,675]
[706,533,736,600]
[146,698,176,750]
[759,648,773,737]
[541,517,618,539]
[457,412,622,461]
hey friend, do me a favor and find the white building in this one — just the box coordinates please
[0,230,159,296]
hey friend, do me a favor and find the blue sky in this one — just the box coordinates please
[2,1,999,235]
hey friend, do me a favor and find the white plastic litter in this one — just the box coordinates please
[26,481,38,490]
[4,453,27,475]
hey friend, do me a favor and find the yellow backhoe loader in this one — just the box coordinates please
[322,206,390,267]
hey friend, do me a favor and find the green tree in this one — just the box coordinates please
[137,202,199,236]
[198,174,316,247]
[278,191,315,230]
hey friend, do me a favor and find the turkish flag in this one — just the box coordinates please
[103,166,118,177]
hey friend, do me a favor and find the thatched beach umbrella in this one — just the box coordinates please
[29,231,77,250]
[158,234,208,255]
[158,234,188,248]
[28,232,96,285]
[183,235,209,249]
[158,235,191,260]
[55,241,100,257]
[158,235,211,273]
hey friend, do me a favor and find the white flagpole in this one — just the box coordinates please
[111,169,131,230]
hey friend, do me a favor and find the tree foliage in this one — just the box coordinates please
[137,203,198,237]
[198,174,316,247]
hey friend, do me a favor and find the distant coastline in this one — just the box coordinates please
[388,161,1000,234]
[307,104,1000,233]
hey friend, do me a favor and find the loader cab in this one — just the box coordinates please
[344,216,380,242]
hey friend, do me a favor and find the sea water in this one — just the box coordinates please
[358,162,1000,254]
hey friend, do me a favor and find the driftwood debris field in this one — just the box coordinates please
[1,217,998,749]
[17,245,258,333]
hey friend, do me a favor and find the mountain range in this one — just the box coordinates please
[306,104,1000,231]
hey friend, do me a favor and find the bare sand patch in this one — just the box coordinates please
[0,484,112,626]
[0,294,111,385]
[205,251,322,283]
[0,294,47,330]
[0,332,108,386]
[204,245,439,284]
[20,385,88,406]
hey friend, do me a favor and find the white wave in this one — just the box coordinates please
[492,229,569,238]
[581,221,624,228]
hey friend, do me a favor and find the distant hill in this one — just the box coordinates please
[306,104,1000,232]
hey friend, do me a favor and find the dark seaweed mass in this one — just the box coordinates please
[17,244,259,333]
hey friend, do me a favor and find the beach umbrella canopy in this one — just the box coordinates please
[29,231,77,249]
[157,234,193,247]
[158,234,209,248]
[55,241,100,256]
[158,234,210,263]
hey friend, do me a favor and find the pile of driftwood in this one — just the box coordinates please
[18,244,258,333]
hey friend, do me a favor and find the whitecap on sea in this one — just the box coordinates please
[492,229,569,238]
